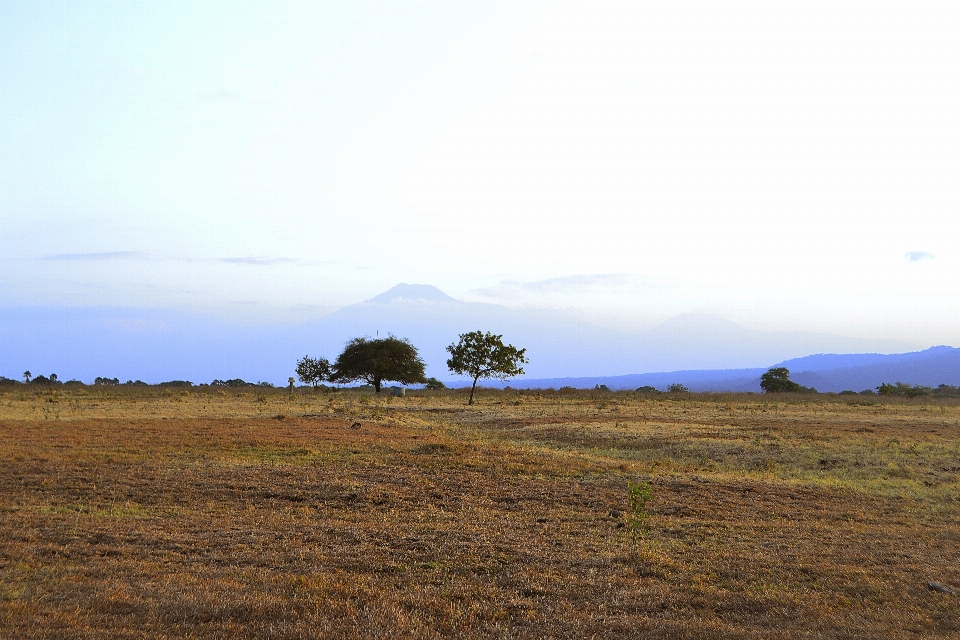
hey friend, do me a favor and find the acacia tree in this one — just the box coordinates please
[331,336,426,393]
[295,355,332,391]
[446,331,528,405]
[760,367,802,393]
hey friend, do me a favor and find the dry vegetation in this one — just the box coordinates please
[1,385,959,638]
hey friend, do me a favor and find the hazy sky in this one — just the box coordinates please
[2,1,959,344]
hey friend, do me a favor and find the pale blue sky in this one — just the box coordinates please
[2,1,959,345]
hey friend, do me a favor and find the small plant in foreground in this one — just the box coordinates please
[627,480,653,540]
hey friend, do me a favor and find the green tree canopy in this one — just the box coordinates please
[423,377,446,390]
[331,336,426,393]
[446,331,528,405]
[296,355,332,390]
[877,382,933,397]
[760,367,802,393]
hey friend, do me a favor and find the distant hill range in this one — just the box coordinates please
[2,283,954,391]
[281,284,919,380]
[491,345,960,393]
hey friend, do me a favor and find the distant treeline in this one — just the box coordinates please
[3,375,960,398]
[0,376,275,388]
[600,381,960,397]
[875,383,960,398]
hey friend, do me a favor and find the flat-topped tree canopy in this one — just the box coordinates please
[331,335,426,393]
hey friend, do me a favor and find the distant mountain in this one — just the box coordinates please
[0,284,931,385]
[775,352,906,371]
[788,346,960,393]
[501,346,960,393]
[291,288,915,381]
[368,284,456,303]
[636,313,917,372]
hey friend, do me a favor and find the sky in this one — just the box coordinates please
[2,1,959,346]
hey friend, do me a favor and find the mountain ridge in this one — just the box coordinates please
[489,345,960,393]
[368,283,456,304]
[0,284,938,384]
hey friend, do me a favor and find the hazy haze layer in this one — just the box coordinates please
[0,285,924,384]
[2,2,959,347]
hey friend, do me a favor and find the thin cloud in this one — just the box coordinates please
[474,274,638,300]
[197,89,238,101]
[905,251,934,262]
[521,274,633,292]
[218,257,295,266]
[43,251,146,261]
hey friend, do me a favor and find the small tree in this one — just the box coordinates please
[446,331,528,405]
[23,371,31,383]
[667,383,689,393]
[424,377,446,390]
[760,367,802,393]
[331,336,426,393]
[296,355,332,391]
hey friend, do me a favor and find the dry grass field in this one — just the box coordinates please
[1,386,959,638]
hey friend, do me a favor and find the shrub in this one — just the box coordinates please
[627,480,653,540]
[423,377,446,390]
[934,384,960,398]
[212,379,253,387]
[877,382,932,398]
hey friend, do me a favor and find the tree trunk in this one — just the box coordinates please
[469,378,479,405]
[373,379,381,393]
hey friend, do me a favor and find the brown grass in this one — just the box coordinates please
[1,386,958,638]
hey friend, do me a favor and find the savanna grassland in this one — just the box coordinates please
[1,386,959,639]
